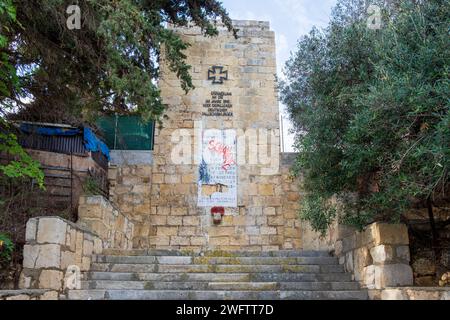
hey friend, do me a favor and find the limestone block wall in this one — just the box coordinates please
[376,287,450,300]
[147,20,291,251]
[0,290,58,300]
[335,222,414,290]
[78,195,134,250]
[19,197,134,296]
[108,165,152,248]
[19,217,103,297]
[280,153,337,251]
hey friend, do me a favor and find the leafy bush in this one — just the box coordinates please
[0,233,14,265]
[281,0,449,234]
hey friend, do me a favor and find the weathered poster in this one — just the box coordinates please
[197,129,237,207]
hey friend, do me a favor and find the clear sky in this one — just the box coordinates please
[221,0,338,152]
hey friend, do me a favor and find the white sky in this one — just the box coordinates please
[221,0,338,152]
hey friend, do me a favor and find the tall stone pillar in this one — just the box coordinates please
[149,20,289,251]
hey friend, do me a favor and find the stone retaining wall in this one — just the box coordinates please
[335,222,414,289]
[371,287,450,300]
[19,217,103,297]
[0,289,57,300]
[108,165,152,248]
[78,195,134,250]
[18,196,134,297]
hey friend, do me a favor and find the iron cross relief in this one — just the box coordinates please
[208,66,228,84]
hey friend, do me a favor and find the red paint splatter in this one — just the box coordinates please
[208,139,236,171]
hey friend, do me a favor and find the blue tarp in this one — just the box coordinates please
[20,123,80,136]
[83,127,110,160]
[19,123,110,160]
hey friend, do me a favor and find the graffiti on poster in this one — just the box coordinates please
[197,129,237,207]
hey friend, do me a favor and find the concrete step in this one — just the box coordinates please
[68,289,368,300]
[90,263,345,273]
[93,255,339,265]
[86,272,353,282]
[81,280,360,291]
[100,249,332,258]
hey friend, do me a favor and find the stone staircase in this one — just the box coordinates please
[67,250,368,300]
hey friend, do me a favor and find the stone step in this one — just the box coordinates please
[86,272,353,282]
[81,280,360,291]
[100,249,332,258]
[68,289,368,300]
[89,263,345,273]
[93,255,339,265]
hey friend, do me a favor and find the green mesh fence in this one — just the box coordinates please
[96,115,155,150]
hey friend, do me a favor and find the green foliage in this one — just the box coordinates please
[0,0,19,97]
[0,125,45,188]
[281,0,450,234]
[0,1,44,189]
[82,176,101,196]
[2,0,236,124]
[0,233,14,264]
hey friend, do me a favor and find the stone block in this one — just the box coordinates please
[286,192,300,201]
[157,227,179,236]
[268,216,284,226]
[6,294,30,300]
[60,251,75,269]
[78,205,103,219]
[94,238,103,254]
[256,216,267,226]
[153,174,164,183]
[183,216,200,226]
[209,237,230,246]
[19,273,32,289]
[135,165,152,176]
[263,207,276,216]
[75,231,84,254]
[39,270,63,290]
[82,240,94,256]
[36,218,67,244]
[374,264,413,289]
[167,216,183,226]
[149,236,170,246]
[334,240,343,256]
[23,244,61,269]
[25,218,38,242]
[209,227,235,237]
[258,184,274,196]
[363,265,376,289]
[370,245,394,264]
[66,227,76,251]
[150,216,167,226]
[170,236,190,246]
[85,195,105,205]
[342,234,356,253]
[370,223,409,246]
[171,207,188,216]
[441,292,450,300]
[81,257,91,271]
[260,227,277,235]
[41,291,59,300]
[190,236,206,246]
[355,228,374,248]
[344,251,353,272]
[354,247,372,281]
[381,289,407,300]
[405,289,441,300]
